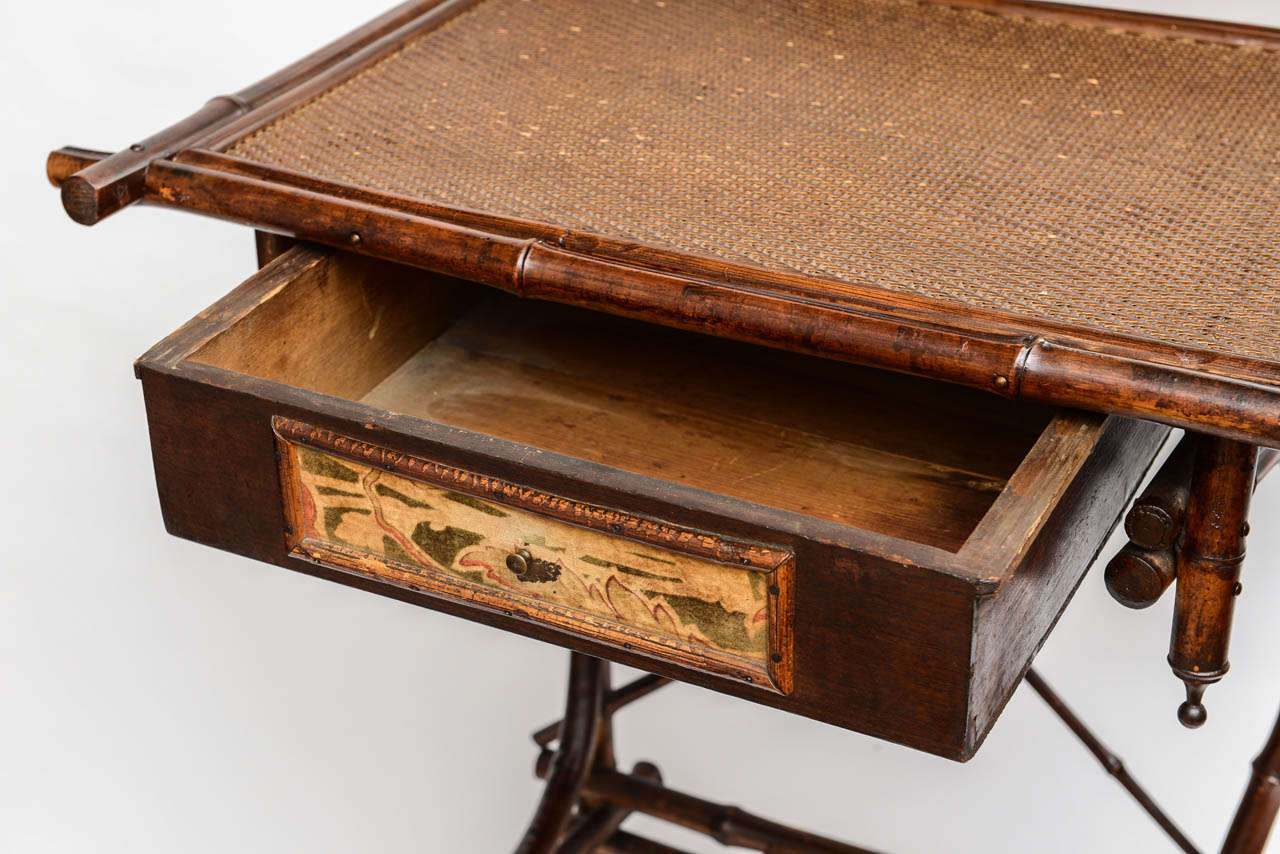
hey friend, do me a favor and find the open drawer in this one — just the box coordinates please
[136,245,1167,760]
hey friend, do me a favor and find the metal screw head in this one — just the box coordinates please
[506,549,532,576]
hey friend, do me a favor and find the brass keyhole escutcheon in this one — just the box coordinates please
[505,547,561,584]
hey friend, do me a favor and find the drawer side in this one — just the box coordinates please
[965,416,1170,756]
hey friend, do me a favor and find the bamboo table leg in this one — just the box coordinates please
[1168,436,1258,727]
[1219,451,1280,853]
[1222,707,1280,853]
[515,652,606,854]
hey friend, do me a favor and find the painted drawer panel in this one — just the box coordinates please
[275,418,794,692]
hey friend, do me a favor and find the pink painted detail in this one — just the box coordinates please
[360,469,440,570]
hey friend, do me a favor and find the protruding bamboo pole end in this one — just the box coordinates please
[1105,544,1176,609]
[45,147,110,189]
[59,175,104,225]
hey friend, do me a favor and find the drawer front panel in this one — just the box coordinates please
[274,418,793,692]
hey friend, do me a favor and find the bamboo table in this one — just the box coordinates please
[48,0,1280,850]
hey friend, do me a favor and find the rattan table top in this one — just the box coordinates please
[225,0,1280,365]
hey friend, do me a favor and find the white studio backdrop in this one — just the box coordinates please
[3,2,1279,851]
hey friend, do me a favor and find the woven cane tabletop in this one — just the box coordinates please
[227,0,1280,365]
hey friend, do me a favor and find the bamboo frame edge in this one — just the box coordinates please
[51,0,464,225]
[133,156,1280,448]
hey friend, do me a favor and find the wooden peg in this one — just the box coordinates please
[1105,544,1176,610]
[1124,435,1196,551]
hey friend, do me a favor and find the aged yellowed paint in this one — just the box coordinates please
[289,444,772,667]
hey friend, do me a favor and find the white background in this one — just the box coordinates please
[4,2,1280,851]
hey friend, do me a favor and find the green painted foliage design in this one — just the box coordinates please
[299,447,360,483]
[383,535,482,584]
[317,486,363,498]
[443,491,508,517]
[522,534,566,553]
[324,506,371,544]
[382,535,414,565]
[629,551,676,566]
[411,522,484,568]
[376,483,434,509]
[580,554,683,584]
[644,593,763,654]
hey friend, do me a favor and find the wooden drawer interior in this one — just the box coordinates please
[190,250,1055,554]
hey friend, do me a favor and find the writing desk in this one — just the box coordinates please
[48,1,1280,849]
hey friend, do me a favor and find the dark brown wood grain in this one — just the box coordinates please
[131,244,1167,759]
[557,757,663,854]
[1105,438,1279,612]
[45,147,107,187]
[1169,436,1259,728]
[967,414,1169,754]
[533,674,670,748]
[525,654,876,852]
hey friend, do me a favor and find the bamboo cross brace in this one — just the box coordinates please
[533,674,671,748]
[1025,669,1200,854]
